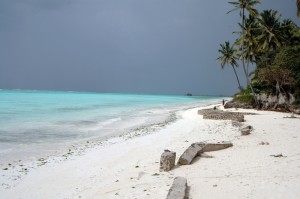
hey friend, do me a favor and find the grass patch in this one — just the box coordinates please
[234,93,255,104]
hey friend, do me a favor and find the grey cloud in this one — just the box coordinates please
[16,0,74,10]
[0,0,298,95]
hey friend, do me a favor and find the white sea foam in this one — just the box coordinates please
[97,117,122,126]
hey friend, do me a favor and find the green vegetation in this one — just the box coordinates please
[216,41,243,92]
[235,91,255,104]
[217,0,300,107]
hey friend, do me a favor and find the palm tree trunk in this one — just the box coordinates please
[246,61,249,78]
[241,56,257,96]
[241,8,259,107]
[232,66,243,92]
[241,9,248,86]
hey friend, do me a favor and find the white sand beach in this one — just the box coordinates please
[1,105,300,199]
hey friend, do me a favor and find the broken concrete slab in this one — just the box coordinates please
[241,125,253,136]
[166,176,188,199]
[160,150,176,172]
[198,108,247,121]
[232,120,243,127]
[199,142,233,153]
[178,142,233,165]
[236,115,245,122]
[241,125,253,130]
[241,129,250,135]
[178,143,204,165]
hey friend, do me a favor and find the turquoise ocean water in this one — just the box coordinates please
[0,90,225,163]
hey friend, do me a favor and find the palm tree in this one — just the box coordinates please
[227,0,260,18]
[256,10,283,51]
[227,0,260,105]
[217,41,243,92]
[236,16,260,75]
[280,19,299,46]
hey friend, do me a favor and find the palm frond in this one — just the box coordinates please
[227,7,240,14]
[228,1,240,6]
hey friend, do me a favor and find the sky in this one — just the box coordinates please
[0,0,299,96]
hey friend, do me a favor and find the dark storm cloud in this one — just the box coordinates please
[0,0,298,95]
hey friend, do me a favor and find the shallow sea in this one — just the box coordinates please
[0,90,226,163]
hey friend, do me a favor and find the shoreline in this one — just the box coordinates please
[0,95,224,166]
[0,103,214,189]
[1,104,300,198]
[0,100,221,166]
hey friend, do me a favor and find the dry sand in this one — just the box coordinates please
[1,105,300,199]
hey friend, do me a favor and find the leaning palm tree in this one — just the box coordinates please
[227,0,260,105]
[217,41,243,92]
